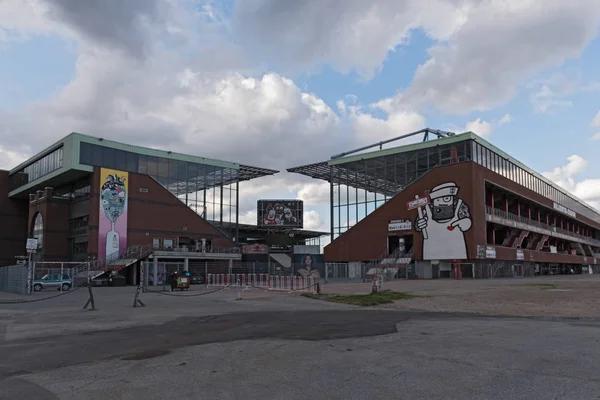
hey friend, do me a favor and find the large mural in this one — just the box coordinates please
[413,182,472,260]
[99,168,128,262]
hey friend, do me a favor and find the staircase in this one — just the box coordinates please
[526,233,539,249]
[74,244,153,285]
[536,235,549,251]
[502,229,518,247]
[511,230,529,248]
[585,244,594,257]
[270,253,292,269]
[572,243,586,256]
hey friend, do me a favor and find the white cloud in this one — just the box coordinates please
[0,146,28,170]
[590,132,600,141]
[297,182,330,206]
[234,0,472,79]
[591,111,600,127]
[542,155,600,209]
[530,85,573,114]
[498,114,513,125]
[303,210,326,231]
[465,118,492,137]
[251,0,600,113]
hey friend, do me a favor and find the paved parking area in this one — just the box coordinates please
[2,278,600,399]
[323,274,600,317]
[0,285,353,341]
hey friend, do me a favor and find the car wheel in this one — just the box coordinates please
[61,283,71,291]
[33,283,43,292]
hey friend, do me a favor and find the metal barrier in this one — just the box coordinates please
[0,265,28,295]
[207,273,317,293]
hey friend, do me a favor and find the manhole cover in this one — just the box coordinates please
[121,349,170,361]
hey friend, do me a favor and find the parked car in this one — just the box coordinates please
[190,272,205,285]
[33,274,72,292]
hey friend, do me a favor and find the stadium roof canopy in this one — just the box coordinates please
[288,127,600,223]
[287,128,458,197]
[8,132,278,197]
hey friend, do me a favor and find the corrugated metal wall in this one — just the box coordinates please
[0,265,28,295]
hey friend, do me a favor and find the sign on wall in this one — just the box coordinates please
[553,202,576,218]
[241,244,270,254]
[486,246,496,259]
[388,220,412,232]
[98,168,128,262]
[516,249,524,260]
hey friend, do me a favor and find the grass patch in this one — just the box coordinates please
[515,283,557,290]
[303,290,418,307]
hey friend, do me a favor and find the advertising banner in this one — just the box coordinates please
[98,168,129,262]
[257,200,303,228]
[293,253,325,280]
[241,244,270,254]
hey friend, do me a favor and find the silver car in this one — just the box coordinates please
[33,274,73,292]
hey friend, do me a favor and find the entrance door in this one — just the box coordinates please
[388,235,414,255]
[513,264,523,277]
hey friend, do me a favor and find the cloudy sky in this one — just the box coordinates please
[1,0,600,241]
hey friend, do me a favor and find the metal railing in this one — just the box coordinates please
[485,206,600,247]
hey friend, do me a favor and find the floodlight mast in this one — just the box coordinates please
[330,128,455,160]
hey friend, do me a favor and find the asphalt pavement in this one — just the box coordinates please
[1,287,600,399]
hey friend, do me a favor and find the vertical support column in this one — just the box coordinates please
[329,166,334,243]
[235,181,239,243]
[492,228,496,245]
[504,197,508,213]
[153,257,158,286]
[517,199,520,217]
[183,258,189,272]
[219,184,224,226]
[346,184,350,231]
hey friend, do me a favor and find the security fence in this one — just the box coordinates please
[0,264,28,295]
[140,261,323,290]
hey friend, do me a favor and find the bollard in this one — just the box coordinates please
[83,277,97,310]
[133,285,145,307]
[316,282,321,294]
[236,278,241,300]
[371,275,378,294]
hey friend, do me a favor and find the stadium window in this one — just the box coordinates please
[147,156,158,176]
[153,238,161,249]
[138,154,148,174]
[188,162,198,182]
[114,149,127,171]
[91,144,103,166]
[168,159,178,180]
[126,152,138,173]
[103,147,116,169]
[79,142,92,165]
[177,160,188,181]
[158,157,169,178]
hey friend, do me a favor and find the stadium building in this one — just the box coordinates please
[0,132,326,283]
[288,128,600,279]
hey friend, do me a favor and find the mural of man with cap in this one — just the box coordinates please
[415,182,472,260]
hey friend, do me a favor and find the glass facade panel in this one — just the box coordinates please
[11,146,65,190]
[472,141,600,224]
[77,142,240,239]
[331,141,476,241]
